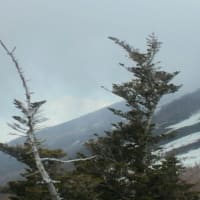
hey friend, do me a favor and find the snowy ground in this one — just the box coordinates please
[163,111,200,166]
[162,131,200,152]
[167,111,200,130]
[178,148,200,167]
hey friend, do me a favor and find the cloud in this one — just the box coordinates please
[0,95,119,143]
[0,119,19,143]
[43,95,119,127]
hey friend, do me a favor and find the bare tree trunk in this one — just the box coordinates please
[29,133,62,200]
[0,40,63,200]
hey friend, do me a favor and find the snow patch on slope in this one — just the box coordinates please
[178,148,200,166]
[162,132,200,152]
[167,111,200,130]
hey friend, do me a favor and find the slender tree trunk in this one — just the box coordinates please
[0,40,63,200]
[29,134,62,200]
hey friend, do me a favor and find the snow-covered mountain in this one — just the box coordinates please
[154,89,200,166]
[1,89,200,184]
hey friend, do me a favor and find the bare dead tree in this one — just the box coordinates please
[0,41,63,200]
[0,40,97,200]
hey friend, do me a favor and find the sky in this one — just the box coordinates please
[0,0,200,142]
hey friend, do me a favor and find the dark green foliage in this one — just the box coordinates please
[146,156,199,200]
[71,34,199,199]
[57,172,101,200]
[0,144,66,200]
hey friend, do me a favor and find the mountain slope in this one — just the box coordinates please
[155,89,200,165]
[1,89,200,184]
[0,102,125,184]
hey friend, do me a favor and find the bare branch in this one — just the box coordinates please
[0,40,31,106]
[11,46,16,54]
[37,180,61,185]
[0,40,63,200]
[7,122,28,133]
[25,170,39,177]
[9,132,27,137]
[41,155,96,163]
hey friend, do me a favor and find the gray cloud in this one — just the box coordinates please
[0,0,199,141]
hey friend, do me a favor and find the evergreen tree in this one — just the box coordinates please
[0,143,66,200]
[72,34,199,199]
[148,156,199,200]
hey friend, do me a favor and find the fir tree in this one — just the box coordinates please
[146,156,199,200]
[0,143,66,200]
[73,34,199,200]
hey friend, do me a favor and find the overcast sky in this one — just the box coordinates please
[0,0,200,142]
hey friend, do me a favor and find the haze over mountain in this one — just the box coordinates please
[0,0,200,142]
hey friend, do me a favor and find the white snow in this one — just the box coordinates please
[160,111,200,166]
[177,148,200,167]
[167,111,200,130]
[162,132,200,152]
